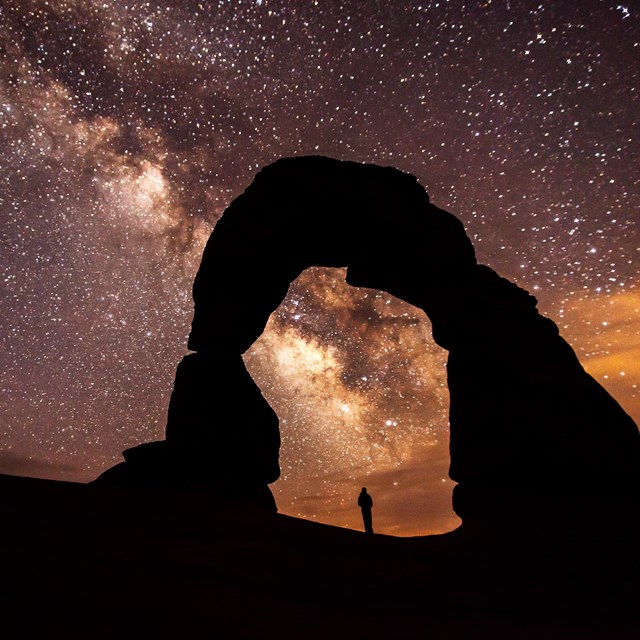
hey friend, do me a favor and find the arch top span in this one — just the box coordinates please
[188,156,476,354]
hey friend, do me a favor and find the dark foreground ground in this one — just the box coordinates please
[1,473,637,639]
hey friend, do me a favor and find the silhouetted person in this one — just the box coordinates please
[358,487,374,534]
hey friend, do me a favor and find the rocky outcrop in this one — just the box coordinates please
[93,352,279,510]
[96,156,639,521]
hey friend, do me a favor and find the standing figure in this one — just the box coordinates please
[358,487,374,534]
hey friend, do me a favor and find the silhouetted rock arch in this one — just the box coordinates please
[98,157,640,521]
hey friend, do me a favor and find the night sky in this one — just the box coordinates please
[1,0,638,536]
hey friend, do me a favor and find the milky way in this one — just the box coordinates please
[1,0,638,535]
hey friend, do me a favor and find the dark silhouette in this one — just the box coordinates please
[95,155,639,523]
[358,487,374,534]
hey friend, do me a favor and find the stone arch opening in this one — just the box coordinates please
[242,264,452,523]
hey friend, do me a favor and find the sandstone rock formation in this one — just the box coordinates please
[93,352,279,510]
[96,156,639,521]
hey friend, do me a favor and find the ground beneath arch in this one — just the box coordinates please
[1,473,636,639]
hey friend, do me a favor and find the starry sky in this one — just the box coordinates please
[1,0,638,536]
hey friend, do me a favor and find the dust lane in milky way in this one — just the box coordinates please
[1,1,638,535]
